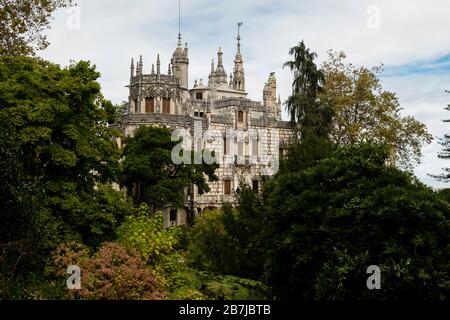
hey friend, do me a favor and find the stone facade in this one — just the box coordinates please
[115,30,294,227]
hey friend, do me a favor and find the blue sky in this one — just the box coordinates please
[40,0,450,188]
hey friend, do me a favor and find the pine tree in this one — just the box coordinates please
[433,90,450,181]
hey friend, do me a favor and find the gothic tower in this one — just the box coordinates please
[233,22,245,92]
[171,36,189,90]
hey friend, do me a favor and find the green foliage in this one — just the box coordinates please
[199,274,269,300]
[117,204,186,289]
[187,209,239,276]
[187,197,268,281]
[431,91,450,181]
[264,143,450,300]
[321,50,432,169]
[169,271,268,300]
[121,125,218,214]
[282,40,334,170]
[70,185,134,247]
[0,56,124,246]
[0,0,74,56]
[0,117,61,298]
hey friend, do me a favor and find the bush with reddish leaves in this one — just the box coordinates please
[51,242,166,300]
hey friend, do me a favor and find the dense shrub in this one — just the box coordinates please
[51,242,166,300]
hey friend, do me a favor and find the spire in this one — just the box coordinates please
[168,63,172,75]
[214,47,228,86]
[137,55,143,76]
[151,63,155,75]
[130,58,135,78]
[217,47,223,67]
[236,22,243,56]
[210,59,215,74]
[208,59,216,87]
[233,22,245,91]
[156,54,161,75]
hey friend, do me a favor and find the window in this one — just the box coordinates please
[238,111,244,123]
[162,98,170,114]
[145,97,154,113]
[196,92,203,100]
[170,209,177,222]
[252,180,259,193]
[252,139,259,157]
[133,98,138,113]
[224,180,232,195]
[223,136,228,155]
[194,112,199,117]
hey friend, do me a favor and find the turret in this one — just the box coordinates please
[263,72,278,118]
[214,47,228,87]
[171,38,189,89]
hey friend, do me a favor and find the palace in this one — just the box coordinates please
[115,25,293,227]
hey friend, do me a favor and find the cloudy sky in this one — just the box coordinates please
[39,0,450,188]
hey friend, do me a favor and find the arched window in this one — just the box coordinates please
[162,98,170,114]
[145,97,154,113]
[238,111,244,123]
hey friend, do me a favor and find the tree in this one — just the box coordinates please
[0,56,123,246]
[0,0,74,56]
[121,125,218,214]
[431,91,450,181]
[321,50,432,169]
[187,190,267,281]
[264,143,450,300]
[282,41,334,170]
[187,209,239,276]
[0,117,60,298]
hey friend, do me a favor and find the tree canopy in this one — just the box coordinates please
[0,0,74,56]
[121,125,218,214]
[263,143,450,300]
[0,56,124,249]
[321,50,433,169]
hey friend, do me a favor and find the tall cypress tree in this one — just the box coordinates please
[282,41,334,171]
